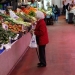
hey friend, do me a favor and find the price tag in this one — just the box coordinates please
[2,23,8,30]
[9,10,19,20]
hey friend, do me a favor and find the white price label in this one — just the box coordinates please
[2,23,8,30]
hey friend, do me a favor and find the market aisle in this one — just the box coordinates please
[10,16,75,75]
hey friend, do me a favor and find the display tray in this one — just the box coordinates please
[0,47,5,54]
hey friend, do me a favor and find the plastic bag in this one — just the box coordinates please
[29,34,37,48]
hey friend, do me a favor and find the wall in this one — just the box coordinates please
[52,0,63,8]
[52,0,75,8]
[53,0,60,8]
[43,0,52,10]
[42,0,62,8]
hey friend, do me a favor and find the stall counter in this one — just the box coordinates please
[0,32,32,75]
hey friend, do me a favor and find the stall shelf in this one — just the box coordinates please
[0,32,31,75]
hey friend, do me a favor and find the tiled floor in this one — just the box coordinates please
[10,16,75,75]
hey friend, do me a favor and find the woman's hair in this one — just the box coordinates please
[35,11,45,19]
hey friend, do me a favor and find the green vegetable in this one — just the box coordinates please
[28,11,36,17]
[0,25,17,44]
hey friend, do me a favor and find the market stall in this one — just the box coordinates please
[0,7,36,75]
[0,1,54,74]
[0,32,31,75]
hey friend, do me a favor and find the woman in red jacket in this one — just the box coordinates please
[34,11,49,67]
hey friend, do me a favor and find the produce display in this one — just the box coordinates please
[0,13,18,45]
[0,13,32,33]
[21,6,37,15]
[39,8,53,15]
[0,13,22,33]
[16,12,36,22]
[0,25,16,44]
[0,6,37,52]
[0,25,9,44]
[0,11,33,51]
[0,5,54,54]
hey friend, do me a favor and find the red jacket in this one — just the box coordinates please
[34,19,49,45]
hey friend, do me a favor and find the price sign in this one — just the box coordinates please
[2,23,8,30]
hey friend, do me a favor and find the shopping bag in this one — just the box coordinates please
[29,34,37,48]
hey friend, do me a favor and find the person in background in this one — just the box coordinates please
[54,5,59,21]
[30,0,38,8]
[30,11,49,67]
[62,3,66,15]
[52,4,55,13]
[66,3,70,11]
[52,4,56,20]
[69,4,73,11]
[65,3,70,21]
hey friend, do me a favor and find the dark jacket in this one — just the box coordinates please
[34,19,49,45]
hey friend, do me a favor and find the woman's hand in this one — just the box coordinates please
[30,29,34,35]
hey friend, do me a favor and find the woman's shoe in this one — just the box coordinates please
[37,63,42,66]
[37,63,46,67]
